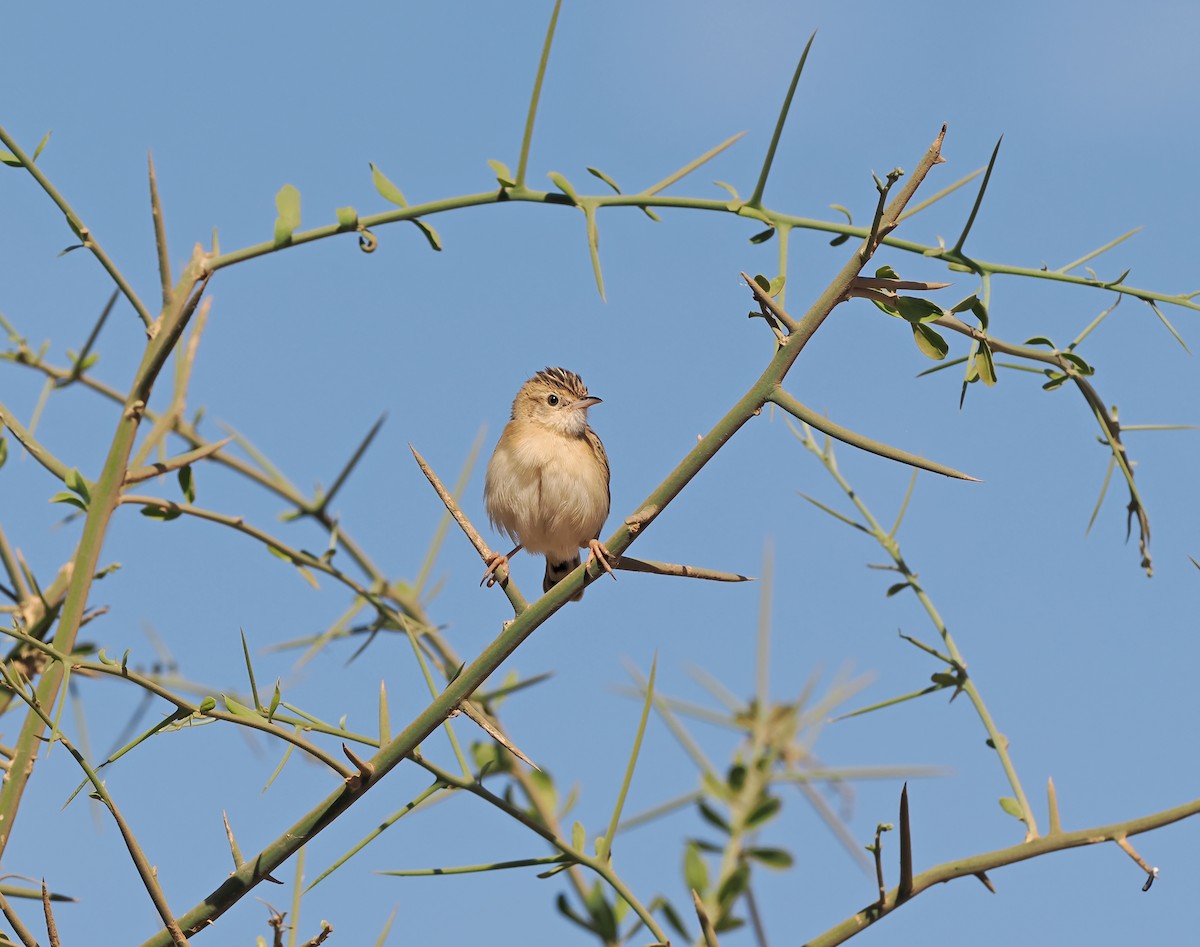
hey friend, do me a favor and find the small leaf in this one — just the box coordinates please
[895,297,944,324]
[369,163,408,207]
[875,264,900,280]
[412,218,443,251]
[1060,351,1094,375]
[273,184,302,247]
[268,681,282,720]
[31,130,52,162]
[547,171,579,204]
[950,293,979,314]
[684,841,709,895]
[727,763,747,792]
[335,206,358,228]
[716,863,750,907]
[829,203,853,243]
[660,899,691,941]
[198,696,217,713]
[886,581,911,597]
[744,795,782,829]
[50,492,88,512]
[0,436,7,470]
[178,465,195,503]
[752,274,771,292]
[713,180,742,205]
[65,468,91,503]
[974,340,997,386]
[487,159,515,188]
[1024,336,1056,348]
[223,695,256,717]
[1042,371,1069,391]
[745,846,794,869]
[587,167,621,193]
[140,504,181,520]
[697,800,731,834]
[970,297,989,331]
[911,323,949,360]
[749,227,775,244]
[571,821,586,851]
[998,796,1023,819]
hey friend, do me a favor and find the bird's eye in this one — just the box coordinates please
[547,394,560,406]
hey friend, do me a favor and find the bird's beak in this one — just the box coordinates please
[573,396,602,410]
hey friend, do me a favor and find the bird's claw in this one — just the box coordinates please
[586,539,618,582]
[481,553,510,589]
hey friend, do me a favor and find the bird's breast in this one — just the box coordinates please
[484,422,609,558]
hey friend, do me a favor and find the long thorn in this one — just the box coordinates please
[748,32,816,208]
[951,136,1003,256]
[515,0,563,188]
[148,151,172,308]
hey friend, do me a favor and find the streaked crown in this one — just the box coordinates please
[510,366,598,435]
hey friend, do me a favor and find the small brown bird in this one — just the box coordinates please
[482,367,614,600]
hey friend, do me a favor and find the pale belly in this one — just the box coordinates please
[485,431,608,560]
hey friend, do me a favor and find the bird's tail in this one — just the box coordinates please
[544,554,583,601]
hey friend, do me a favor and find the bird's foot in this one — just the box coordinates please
[481,553,510,589]
[585,539,618,582]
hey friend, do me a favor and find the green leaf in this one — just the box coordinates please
[660,898,691,941]
[752,274,771,292]
[30,130,52,162]
[886,581,911,597]
[1060,351,1094,375]
[178,465,195,503]
[895,296,944,324]
[0,435,6,470]
[140,504,181,520]
[998,796,1023,819]
[198,696,217,713]
[369,162,408,207]
[697,800,732,834]
[586,167,621,193]
[50,492,87,512]
[727,763,747,792]
[713,180,742,206]
[911,322,949,360]
[571,820,586,851]
[875,264,900,280]
[974,340,997,386]
[268,680,282,720]
[335,206,358,228]
[1024,336,1056,348]
[1042,371,1069,391]
[223,694,256,717]
[744,795,782,829]
[749,227,775,244]
[547,171,579,204]
[65,467,91,503]
[716,863,750,907]
[746,846,794,869]
[950,293,978,314]
[273,184,301,247]
[487,159,515,188]
[714,915,747,934]
[555,893,597,934]
[411,218,443,251]
[829,203,853,244]
[584,883,617,941]
[970,296,989,331]
[684,841,709,895]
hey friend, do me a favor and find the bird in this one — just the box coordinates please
[482,367,614,600]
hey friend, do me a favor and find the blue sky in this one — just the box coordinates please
[2,2,1198,945]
